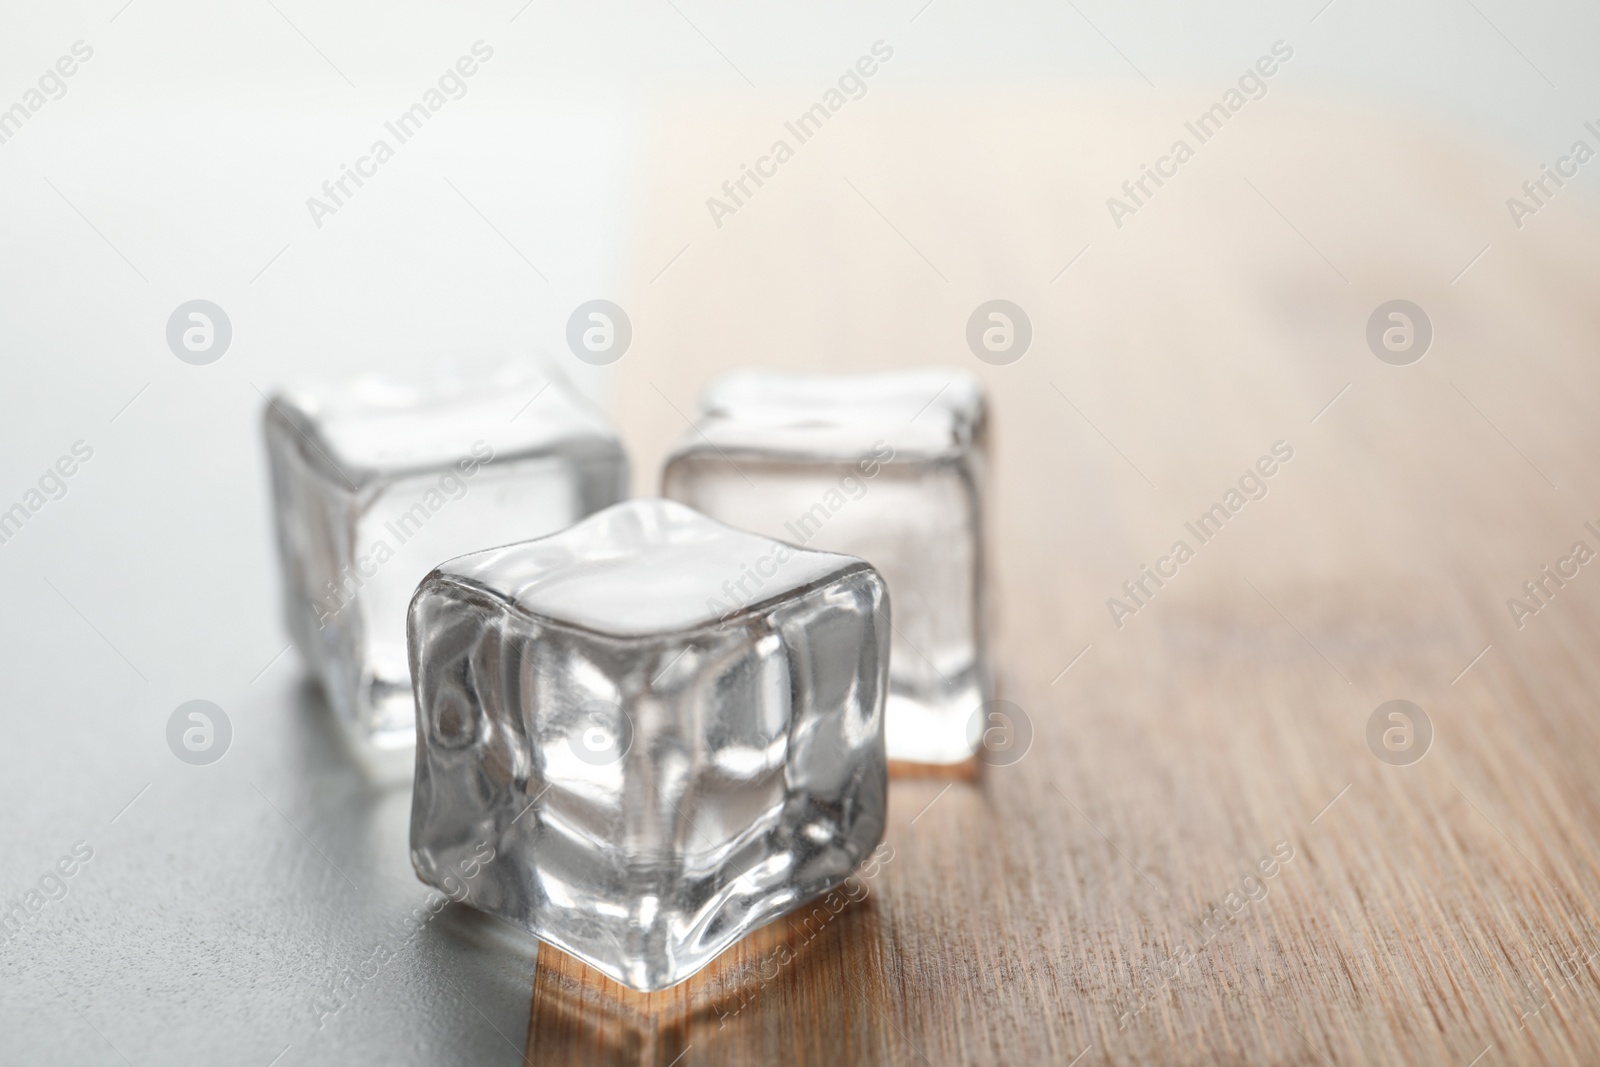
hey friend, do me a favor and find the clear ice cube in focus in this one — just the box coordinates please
[263,361,627,751]
[661,368,991,765]
[407,498,888,991]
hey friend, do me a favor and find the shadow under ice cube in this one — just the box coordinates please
[407,498,889,992]
[263,362,627,752]
[662,368,992,765]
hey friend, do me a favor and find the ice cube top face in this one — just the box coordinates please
[263,363,627,751]
[689,367,985,460]
[407,499,889,992]
[661,368,991,765]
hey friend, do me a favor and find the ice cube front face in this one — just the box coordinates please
[407,499,889,992]
[661,369,991,765]
[264,363,627,751]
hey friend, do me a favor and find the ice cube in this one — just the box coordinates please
[661,368,991,765]
[407,498,888,991]
[263,361,626,751]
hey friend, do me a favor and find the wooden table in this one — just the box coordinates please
[527,93,1600,1065]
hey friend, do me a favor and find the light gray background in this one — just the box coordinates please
[0,1,1594,1063]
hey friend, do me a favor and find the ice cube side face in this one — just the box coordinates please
[661,369,991,765]
[407,500,889,992]
[262,370,627,750]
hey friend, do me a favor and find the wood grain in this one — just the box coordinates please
[526,92,1600,1066]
